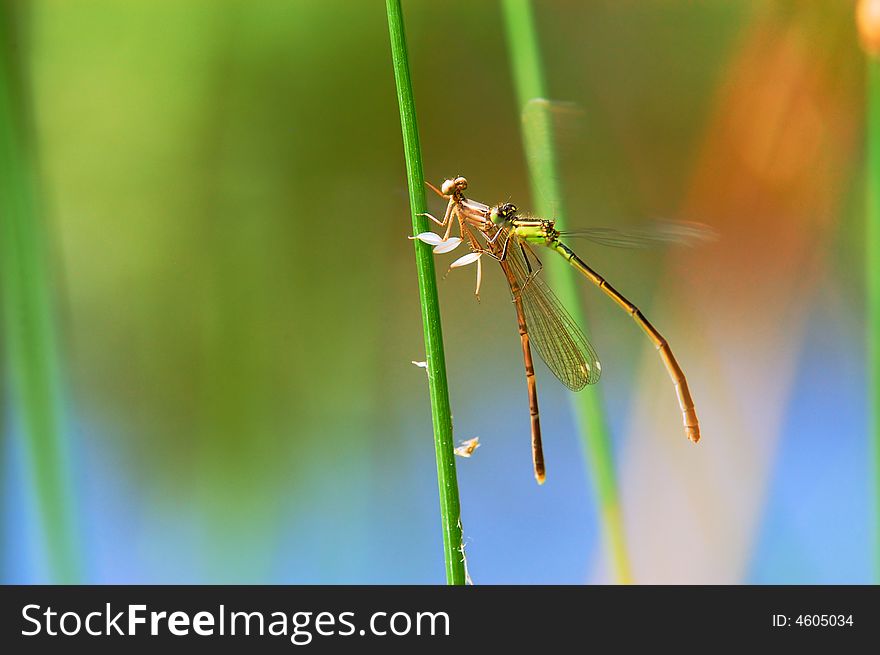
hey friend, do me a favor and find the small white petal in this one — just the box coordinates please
[454,437,480,458]
[432,237,462,254]
[449,252,482,268]
[409,232,444,246]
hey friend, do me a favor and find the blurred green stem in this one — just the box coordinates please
[868,53,880,584]
[0,4,79,582]
[501,0,632,584]
[385,0,466,585]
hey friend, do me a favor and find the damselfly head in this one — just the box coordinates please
[441,176,468,196]
[489,202,517,225]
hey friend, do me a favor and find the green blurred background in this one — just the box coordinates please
[1,0,872,583]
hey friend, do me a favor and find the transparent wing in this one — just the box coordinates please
[502,233,600,390]
[462,197,491,214]
[560,220,718,249]
[521,98,579,217]
[522,98,719,250]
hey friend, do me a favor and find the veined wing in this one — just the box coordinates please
[461,196,491,214]
[560,220,718,249]
[503,234,601,390]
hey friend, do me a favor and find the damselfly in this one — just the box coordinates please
[489,201,704,444]
[414,176,705,482]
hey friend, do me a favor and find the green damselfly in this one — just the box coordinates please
[414,176,705,482]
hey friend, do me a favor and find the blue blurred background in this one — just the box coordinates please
[1,0,872,583]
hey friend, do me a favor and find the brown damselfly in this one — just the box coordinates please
[414,176,705,483]
[414,177,599,483]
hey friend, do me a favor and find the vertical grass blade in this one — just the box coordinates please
[385,0,466,585]
[859,0,880,583]
[501,0,632,584]
[0,5,79,582]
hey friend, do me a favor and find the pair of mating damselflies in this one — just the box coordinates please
[413,176,704,484]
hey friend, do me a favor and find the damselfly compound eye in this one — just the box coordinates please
[441,177,468,195]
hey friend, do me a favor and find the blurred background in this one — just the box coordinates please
[0,0,872,583]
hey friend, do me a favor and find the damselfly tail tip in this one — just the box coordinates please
[535,470,546,485]
[686,425,701,444]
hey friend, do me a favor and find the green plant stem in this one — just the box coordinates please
[501,0,632,584]
[0,5,79,582]
[385,0,465,585]
[868,54,880,584]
